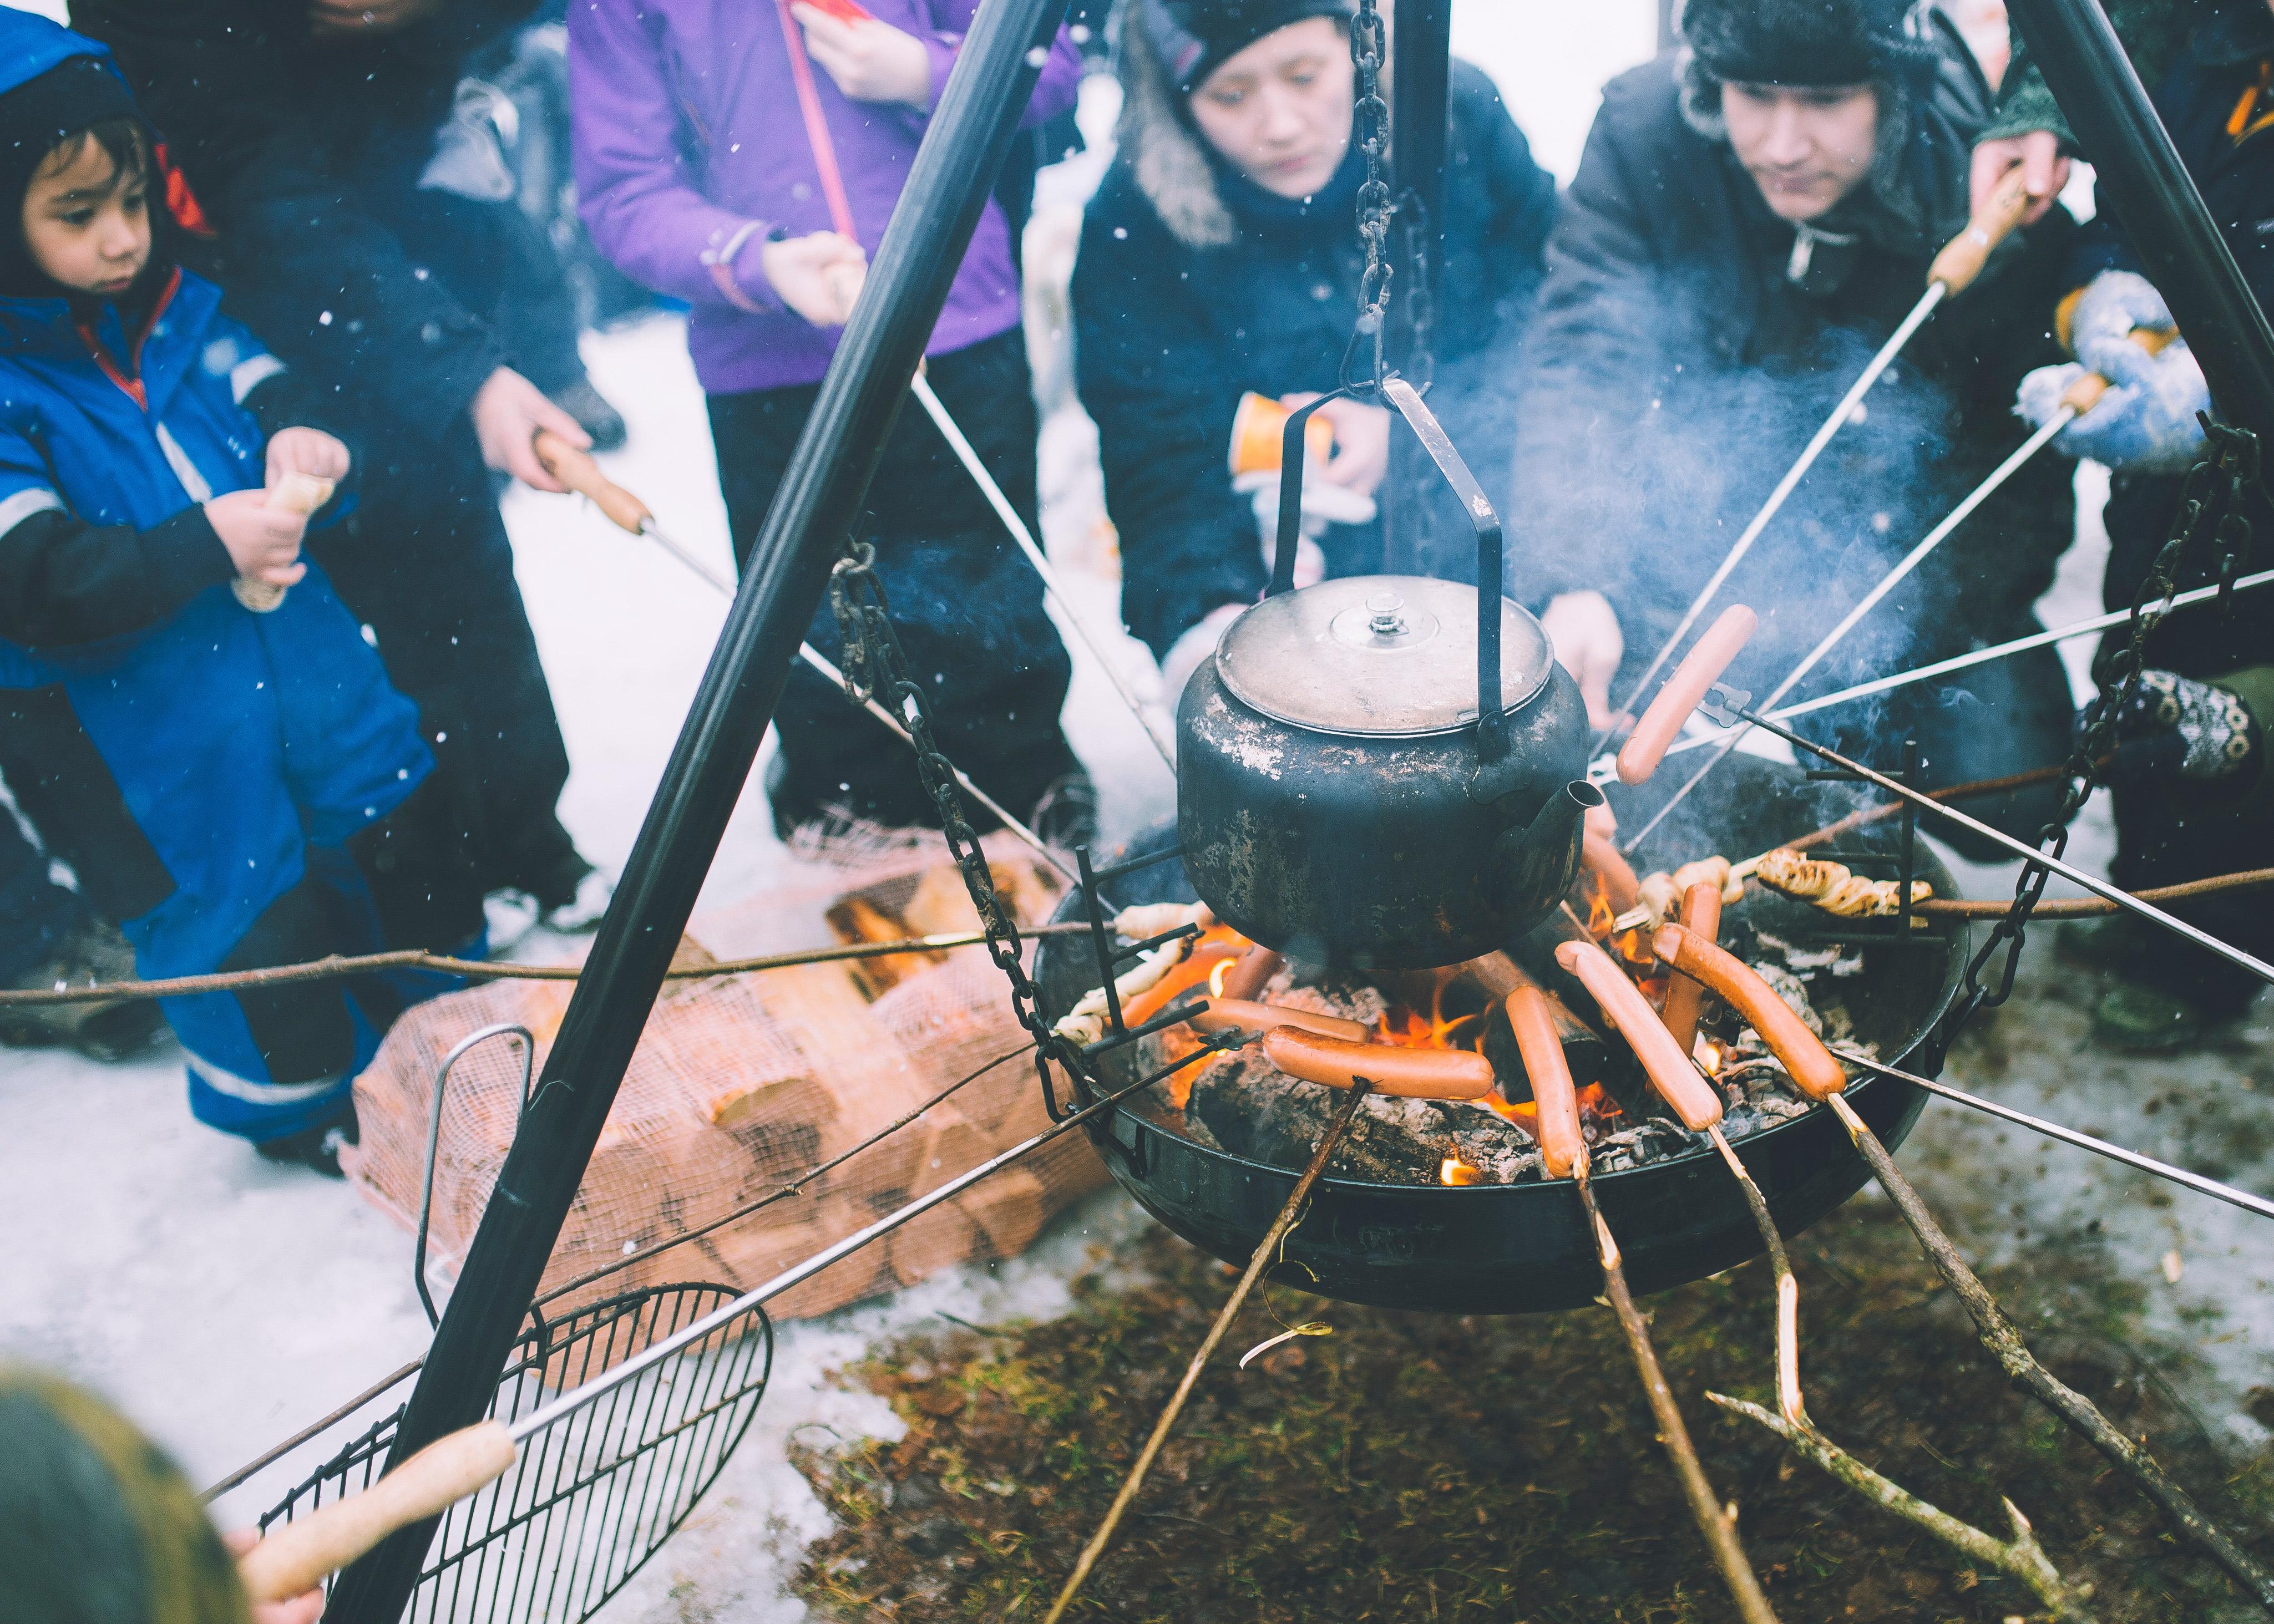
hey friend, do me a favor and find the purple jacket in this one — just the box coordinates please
[570,0,1081,395]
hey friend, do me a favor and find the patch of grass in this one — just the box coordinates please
[792,1209,2274,1622]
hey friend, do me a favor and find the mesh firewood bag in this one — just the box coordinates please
[343,832,1108,1322]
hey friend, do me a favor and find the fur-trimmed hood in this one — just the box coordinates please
[1113,0,1239,249]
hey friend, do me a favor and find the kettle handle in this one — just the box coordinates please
[1379,377,1509,759]
[1267,386,1353,598]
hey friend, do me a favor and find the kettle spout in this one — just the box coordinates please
[1494,780,1606,920]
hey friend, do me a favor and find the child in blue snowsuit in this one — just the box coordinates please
[0,17,485,1172]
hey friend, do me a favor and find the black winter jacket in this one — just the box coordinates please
[1510,28,2078,698]
[72,0,537,437]
[1073,46,1556,658]
[2072,5,2274,681]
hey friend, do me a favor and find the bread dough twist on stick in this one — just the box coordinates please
[1754,846,1930,918]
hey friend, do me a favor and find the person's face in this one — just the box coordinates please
[1721,81,1879,221]
[21,135,149,298]
[1187,17,1355,200]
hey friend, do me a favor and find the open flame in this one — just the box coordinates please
[1440,1153,1485,1186]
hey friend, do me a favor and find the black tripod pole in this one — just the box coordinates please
[2004,0,2274,440]
[323,1,1068,1615]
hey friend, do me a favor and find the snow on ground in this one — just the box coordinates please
[8,4,2274,1617]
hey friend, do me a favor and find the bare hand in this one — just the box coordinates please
[761,231,869,327]
[792,4,933,108]
[1540,590,1624,730]
[308,0,439,39]
[265,427,350,490]
[207,489,308,588]
[223,1529,327,1624]
[1970,132,2070,228]
[1282,394,1391,499]
[471,368,589,493]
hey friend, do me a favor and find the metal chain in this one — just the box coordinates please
[1957,419,2260,1019]
[1344,0,1392,393]
[828,541,1091,1110]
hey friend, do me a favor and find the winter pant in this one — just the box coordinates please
[309,427,584,904]
[171,776,485,1144]
[2092,475,2274,1013]
[0,799,82,985]
[706,328,1078,831]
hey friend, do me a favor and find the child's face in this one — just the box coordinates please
[21,136,149,299]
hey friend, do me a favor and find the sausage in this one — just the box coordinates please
[1188,999,1370,1042]
[1506,986,1587,1178]
[1580,830,1641,916]
[1650,923,1848,1101]
[1215,945,1285,1003]
[1615,604,1757,785]
[1659,881,1723,1057]
[1553,940,1723,1131]
[1260,1027,1496,1100]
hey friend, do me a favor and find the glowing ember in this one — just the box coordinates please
[1439,1153,1485,1186]
[1699,1039,1723,1074]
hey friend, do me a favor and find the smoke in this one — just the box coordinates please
[1505,263,2069,758]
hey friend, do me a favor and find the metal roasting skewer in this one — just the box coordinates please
[1601,168,2034,747]
[1619,409,2070,851]
[495,1041,1227,1448]
[1656,565,2274,751]
[529,429,1076,882]
[234,1037,1234,1603]
[1718,693,2274,987]
[907,371,1181,769]
[1599,291,1943,745]
[1839,1050,2274,1222]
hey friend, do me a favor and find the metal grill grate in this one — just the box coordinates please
[259,1282,771,1623]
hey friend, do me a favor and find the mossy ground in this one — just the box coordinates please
[789,1204,2274,1622]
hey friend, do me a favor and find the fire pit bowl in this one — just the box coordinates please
[1037,755,1970,1313]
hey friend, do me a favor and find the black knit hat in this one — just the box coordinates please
[1143,0,1356,95]
[1679,0,1941,87]
[0,53,149,300]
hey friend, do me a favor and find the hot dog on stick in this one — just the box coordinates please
[1554,940,1723,1131]
[1261,1027,1496,1101]
[1650,922,1848,1101]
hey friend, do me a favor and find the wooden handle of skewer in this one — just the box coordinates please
[2059,325,2183,415]
[533,429,654,537]
[231,472,336,613]
[1928,164,2033,296]
[1651,922,1848,1101]
[1554,940,1722,1131]
[1659,882,1723,1057]
[237,1419,517,1602]
[1616,605,1757,785]
[1506,985,1587,1178]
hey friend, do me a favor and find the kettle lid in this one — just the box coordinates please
[1214,574,1556,739]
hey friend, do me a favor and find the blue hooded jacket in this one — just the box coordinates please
[0,16,432,999]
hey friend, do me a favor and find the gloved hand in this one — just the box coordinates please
[2069,269,2173,373]
[2014,344,2208,473]
[2079,668,2261,785]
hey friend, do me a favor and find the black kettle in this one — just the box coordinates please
[1175,378,1599,970]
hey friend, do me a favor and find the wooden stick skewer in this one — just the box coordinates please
[1043,1082,1373,1624]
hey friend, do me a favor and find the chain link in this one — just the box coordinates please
[1345,0,1393,392]
[1957,418,2260,1019]
[828,542,1091,1112]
